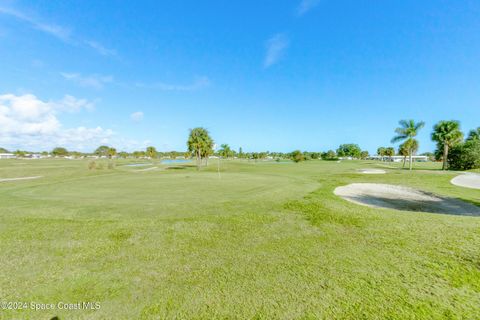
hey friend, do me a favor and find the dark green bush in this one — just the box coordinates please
[448,140,480,170]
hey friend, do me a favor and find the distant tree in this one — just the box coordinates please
[146,146,157,159]
[391,119,425,170]
[238,147,244,158]
[52,147,68,157]
[385,147,395,158]
[309,152,321,159]
[466,127,480,141]
[398,143,408,168]
[377,147,386,159]
[94,145,110,157]
[360,150,369,160]
[431,120,463,170]
[219,144,232,158]
[133,151,146,158]
[290,150,305,163]
[337,144,361,159]
[14,150,27,157]
[321,150,337,160]
[117,151,129,158]
[187,127,214,170]
[399,140,418,168]
[0,147,9,153]
[107,147,117,159]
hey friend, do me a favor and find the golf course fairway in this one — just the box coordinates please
[0,159,479,319]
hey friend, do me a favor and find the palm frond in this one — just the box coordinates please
[415,121,425,131]
[391,135,407,143]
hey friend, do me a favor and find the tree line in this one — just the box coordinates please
[2,122,478,171]
[386,119,479,170]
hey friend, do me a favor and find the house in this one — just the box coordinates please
[368,155,428,162]
[0,153,16,159]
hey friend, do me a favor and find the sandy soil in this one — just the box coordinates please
[357,169,386,174]
[0,176,42,182]
[334,183,480,216]
[451,173,480,190]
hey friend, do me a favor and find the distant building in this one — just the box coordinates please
[0,153,16,159]
[368,155,428,162]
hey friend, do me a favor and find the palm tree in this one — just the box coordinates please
[391,119,425,170]
[467,127,480,141]
[399,140,418,168]
[107,147,117,159]
[187,127,214,170]
[218,144,232,158]
[431,120,463,170]
[384,147,395,160]
[146,146,157,161]
[377,147,386,161]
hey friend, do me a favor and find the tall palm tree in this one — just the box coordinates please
[431,120,463,170]
[391,119,425,170]
[187,127,214,170]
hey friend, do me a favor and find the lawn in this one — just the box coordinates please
[0,159,479,319]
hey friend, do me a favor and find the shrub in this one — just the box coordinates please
[290,150,305,163]
[448,140,480,170]
[321,150,337,160]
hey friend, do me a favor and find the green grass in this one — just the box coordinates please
[0,159,479,319]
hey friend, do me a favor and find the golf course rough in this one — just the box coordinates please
[0,158,479,319]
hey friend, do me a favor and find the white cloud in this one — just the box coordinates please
[130,111,144,122]
[55,95,95,112]
[85,41,117,57]
[0,6,71,42]
[136,76,210,91]
[264,34,289,68]
[0,5,116,57]
[0,93,127,151]
[61,72,113,89]
[297,0,321,16]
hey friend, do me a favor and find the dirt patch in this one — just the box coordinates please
[451,173,480,190]
[334,183,480,216]
[357,169,386,174]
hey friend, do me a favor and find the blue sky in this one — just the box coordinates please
[1,0,479,153]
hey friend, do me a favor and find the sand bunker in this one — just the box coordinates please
[451,173,480,190]
[334,183,480,216]
[0,176,42,182]
[357,169,386,174]
[134,166,158,172]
